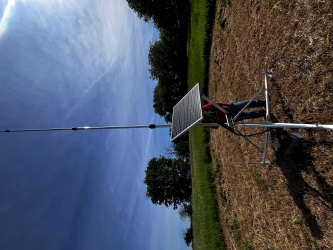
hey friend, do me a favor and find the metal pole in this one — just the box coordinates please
[0,124,172,133]
[262,130,269,162]
[0,123,222,134]
[201,94,230,114]
[261,72,271,163]
[233,88,265,121]
[240,135,263,153]
[237,122,333,130]
[264,73,271,122]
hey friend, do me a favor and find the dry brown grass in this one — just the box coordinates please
[208,0,333,249]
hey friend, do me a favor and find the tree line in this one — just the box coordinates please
[127,0,189,123]
[126,0,192,246]
[144,149,193,247]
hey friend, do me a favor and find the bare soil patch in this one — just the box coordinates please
[208,0,333,249]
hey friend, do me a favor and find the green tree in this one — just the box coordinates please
[126,0,189,31]
[148,29,188,122]
[183,226,193,247]
[148,34,182,81]
[179,203,192,220]
[148,30,187,83]
[144,156,191,209]
[152,83,173,122]
[165,140,189,158]
[126,0,153,22]
[126,0,189,122]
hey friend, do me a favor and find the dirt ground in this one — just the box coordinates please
[208,0,333,249]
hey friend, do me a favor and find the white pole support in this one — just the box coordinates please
[264,73,271,122]
[238,123,333,130]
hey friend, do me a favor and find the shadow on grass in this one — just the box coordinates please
[202,0,217,96]
[203,127,212,164]
[274,140,333,239]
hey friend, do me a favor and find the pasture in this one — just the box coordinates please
[209,0,333,249]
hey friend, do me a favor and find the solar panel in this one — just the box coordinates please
[171,83,203,141]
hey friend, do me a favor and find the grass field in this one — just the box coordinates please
[189,0,333,249]
[208,1,333,249]
[188,0,225,249]
[189,129,224,250]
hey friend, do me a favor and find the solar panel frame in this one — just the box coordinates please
[171,83,203,141]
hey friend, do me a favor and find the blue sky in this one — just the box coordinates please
[0,0,190,249]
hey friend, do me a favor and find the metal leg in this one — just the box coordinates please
[264,73,271,122]
[239,134,264,153]
[233,88,265,121]
[248,130,270,165]
[261,130,270,164]
[201,94,230,114]
[243,72,272,165]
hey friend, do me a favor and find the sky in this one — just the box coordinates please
[0,0,190,249]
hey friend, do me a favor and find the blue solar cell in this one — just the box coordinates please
[171,84,203,141]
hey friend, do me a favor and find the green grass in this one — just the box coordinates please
[188,0,215,89]
[190,128,224,250]
[188,0,225,249]
[188,5,207,88]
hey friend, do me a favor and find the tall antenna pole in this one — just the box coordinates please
[0,123,220,134]
[1,124,172,133]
